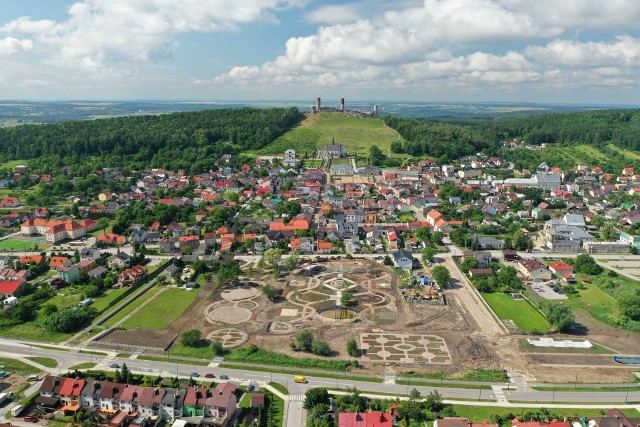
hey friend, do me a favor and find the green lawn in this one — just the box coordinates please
[397,212,417,222]
[25,357,58,368]
[68,362,97,370]
[91,287,131,312]
[255,112,407,158]
[0,323,72,342]
[482,292,552,333]
[0,357,43,374]
[101,286,163,327]
[121,287,200,330]
[0,239,39,250]
[450,405,639,422]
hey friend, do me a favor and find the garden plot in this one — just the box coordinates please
[359,333,452,364]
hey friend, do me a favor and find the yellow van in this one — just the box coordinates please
[294,376,307,383]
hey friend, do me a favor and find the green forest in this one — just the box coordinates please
[0,107,301,174]
[1,106,640,173]
[386,109,640,170]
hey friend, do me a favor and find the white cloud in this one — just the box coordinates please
[215,0,640,96]
[306,5,362,24]
[526,36,640,67]
[0,37,33,55]
[1,0,304,72]
[497,0,640,31]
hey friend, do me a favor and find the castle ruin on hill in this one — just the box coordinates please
[311,97,378,118]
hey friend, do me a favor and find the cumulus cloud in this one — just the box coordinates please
[525,36,640,67]
[215,0,640,94]
[1,0,304,72]
[0,37,33,55]
[306,5,362,24]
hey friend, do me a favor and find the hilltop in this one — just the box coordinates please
[254,112,407,158]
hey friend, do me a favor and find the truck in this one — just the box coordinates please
[0,393,7,405]
[294,376,307,383]
[27,374,39,381]
[12,404,25,417]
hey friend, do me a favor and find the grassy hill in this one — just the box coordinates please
[254,112,407,157]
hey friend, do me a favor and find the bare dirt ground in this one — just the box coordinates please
[96,259,640,383]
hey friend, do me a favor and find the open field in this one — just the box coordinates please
[101,286,164,327]
[0,239,39,250]
[121,287,200,330]
[255,112,407,157]
[0,322,72,342]
[482,292,552,333]
[0,357,43,374]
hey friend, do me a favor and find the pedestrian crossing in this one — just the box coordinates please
[491,386,508,404]
[288,394,305,402]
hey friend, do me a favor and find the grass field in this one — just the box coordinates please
[0,357,43,374]
[121,287,200,330]
[101,286,163,327]
[91,287,131,312]
[25,357,58,368]
[450,405,639,422]
[607,144,640,160]
[482,292,552,333]
[0,322,72,342]
[0,239,39,250]
[68,362,97,370]
[255,112,407,157]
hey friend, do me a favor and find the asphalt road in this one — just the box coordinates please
[1,339,639,405]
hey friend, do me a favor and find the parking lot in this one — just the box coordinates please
[529,282,567,300]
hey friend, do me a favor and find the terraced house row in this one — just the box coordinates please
[37,375,237,426]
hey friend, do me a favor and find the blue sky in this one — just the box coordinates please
[1,0,639,103]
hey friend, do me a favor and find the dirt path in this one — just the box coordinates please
[442,258,507,337]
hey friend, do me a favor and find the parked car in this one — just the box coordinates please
[190,372,200,377]
[219,375,229,380]
[247,385,255,391]
[204,373,215,379]
[24,415,38,422]
[110,364,120,368]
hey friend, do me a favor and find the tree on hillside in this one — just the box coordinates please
[369,145,386,166]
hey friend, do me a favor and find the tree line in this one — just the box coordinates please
[0,107,301,174]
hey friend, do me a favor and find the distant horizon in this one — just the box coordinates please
[1,99,640,108]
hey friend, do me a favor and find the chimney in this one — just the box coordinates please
[316,97,321,112]
[340,98,345,111]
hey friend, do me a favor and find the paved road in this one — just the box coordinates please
[2,340,640,405]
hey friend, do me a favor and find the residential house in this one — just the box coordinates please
[80,248,103,261]
[159,238,176,253]
[76,259,97,276]
[462,251,492,268]
[517,259,552,281]
[548,261,574,276]
[58,377,85,407]
[59,264,80,284]
[49,256,72,270]
[117,265,147,287]
[391,250,414,270]
[338,412,393,427]
[87,266,107,280]
[108,252,131,269]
